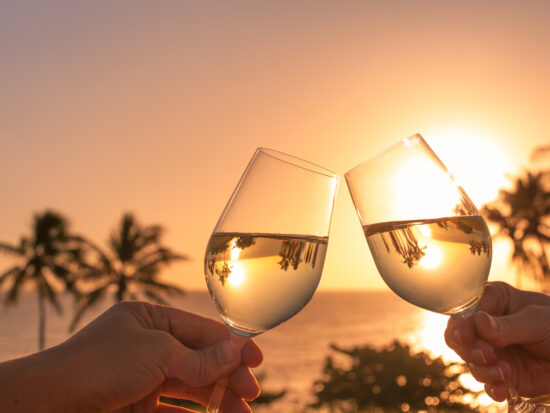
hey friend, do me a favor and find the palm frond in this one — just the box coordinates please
[41,277,63,315]
[5,267,29,304]
[0,242,23,256]
[137,278,185,295]
[143,289,168,305]
[0,266,22,289]
[136,225,163,249]
[136,248,188,265]
[135,254,187,277]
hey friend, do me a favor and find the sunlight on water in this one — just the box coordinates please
[412,311,459,361]
[412,311,506,412]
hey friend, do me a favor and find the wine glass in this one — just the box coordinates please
[204,147,338,412]
[345,134,549,412]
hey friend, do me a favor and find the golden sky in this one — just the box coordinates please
[1,1,549,291]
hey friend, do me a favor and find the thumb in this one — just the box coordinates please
[474,306,550,348]
[167,339,242,387]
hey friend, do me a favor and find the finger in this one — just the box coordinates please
[162,380,252,413]
[167,340,241,386]
[446,316,476,348]
[485,382,509,402]
[476,282,513,316]
[144,304,233,348]
[467,360,512,384]
[156,403,196,413]
[241,340,263,368]
[474,307,550,348]
[163,361,259,401]
[229,366,260,401]
[444,333,496,365]
[143,304,262,367]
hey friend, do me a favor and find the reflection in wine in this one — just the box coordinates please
[205,232,328,337]
[364,216,492,314]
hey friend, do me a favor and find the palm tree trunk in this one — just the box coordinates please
[38,282,46,351]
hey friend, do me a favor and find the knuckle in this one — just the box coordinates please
[490,334,507,348]
[182,350,202,384]
[196,349,210,386]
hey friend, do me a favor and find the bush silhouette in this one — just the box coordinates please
[310,340,478,413]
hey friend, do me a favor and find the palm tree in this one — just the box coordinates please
[482,170,550,290]
[70,213,187,331]
[0,210,84,350]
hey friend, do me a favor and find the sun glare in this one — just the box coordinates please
[428,130,512,207]
[230,240,241,260]
[393,156,462,219]
[227,262,245,287]
[420,244,442,269]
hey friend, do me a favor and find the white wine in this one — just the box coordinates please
[205,232,328,336]
[364,215,492,314]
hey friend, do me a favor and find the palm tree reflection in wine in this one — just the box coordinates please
[373,216,491,270]
[278,238,320,271]
[382,227,427,269]
[0,211,85,350]
[206,234,323,286]
[70,213,187,330]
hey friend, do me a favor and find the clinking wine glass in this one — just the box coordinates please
[203,148,338,413]
[345,134,549,412]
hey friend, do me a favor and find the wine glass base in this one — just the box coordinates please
[507,384,550,412]
[507,398,550,413]
[222,317,263,338]
[448,298,481,319]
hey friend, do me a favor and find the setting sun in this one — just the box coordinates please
[227,262,245,287]
[420,244,443,269]
[2,2,549,412]
[429,130,513,207]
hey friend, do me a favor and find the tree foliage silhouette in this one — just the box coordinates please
[0,210,85,350]
[70,213,187,330]
[310,341,477,413]
[482,168,550,290]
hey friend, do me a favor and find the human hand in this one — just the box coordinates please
[445,281,550,401]
[1,301,263,413]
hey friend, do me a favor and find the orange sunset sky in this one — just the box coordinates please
[1,1,549,291]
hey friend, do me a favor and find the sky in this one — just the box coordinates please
[1,0,549,291]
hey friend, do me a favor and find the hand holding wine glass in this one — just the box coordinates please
[204,148,338,412]
[345,134,549,412]
[445,281,550,404]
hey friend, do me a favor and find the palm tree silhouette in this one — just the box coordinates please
[70,213,187,330]
[0,211,84,350]
[482,170,550,290]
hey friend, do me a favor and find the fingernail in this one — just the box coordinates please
[484,312,498,333]
[486,384,496,399]
[453,329,463,346]
[497,366,506,382]
[474,348,488,364]
[216,340,237,365]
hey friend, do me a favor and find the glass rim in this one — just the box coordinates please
[258,147,337,178]
[344,133,426,178]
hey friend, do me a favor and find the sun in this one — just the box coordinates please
[427,129,512,207]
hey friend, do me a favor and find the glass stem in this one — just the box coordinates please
[453,302,479,319]
[206,377,229,413]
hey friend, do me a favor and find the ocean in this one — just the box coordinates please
[0,291,496,412]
